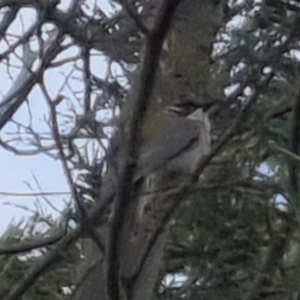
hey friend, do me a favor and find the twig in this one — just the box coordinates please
[82,45,92,114]
[270,142,300,164]
[0,5,18,39]
[2,173,117,300]
[0,190,70,197]
[0,17,42,62]
[42,86,105,253]
[289,87,300,206]
[120,0,150,36]
[0,32,64,130]
[138,179,284,197]
[0,232,64,255]
[3,229,80,300]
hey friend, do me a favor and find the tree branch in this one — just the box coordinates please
[0,232,64,255]
[107,1,184,300]
[3,229,80,300]
[43,89,105,254]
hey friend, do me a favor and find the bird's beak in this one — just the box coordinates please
[187,108,205,121]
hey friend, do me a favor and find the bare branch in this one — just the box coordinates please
[0,31,64,130]
[138,179,285,198]
[0,191,70,197]
[0,232,64,255]
[0,17,42,62]
[0,5,19,39]
[42,87,105,253]
[119,0,150,36]
[82,45,92,114]
[3,229,80,300]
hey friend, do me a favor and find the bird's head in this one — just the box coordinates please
[168,100,217,122]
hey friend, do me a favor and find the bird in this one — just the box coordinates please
[135,99,215,183]
[126,99,216,233]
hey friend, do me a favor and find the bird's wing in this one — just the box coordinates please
[137,114,200,176]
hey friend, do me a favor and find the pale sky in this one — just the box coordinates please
[0,0,120,235]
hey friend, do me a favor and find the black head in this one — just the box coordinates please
[168,100,217,117]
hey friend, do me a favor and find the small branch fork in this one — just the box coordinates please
[119,0,150,36]
[41,84,105,254]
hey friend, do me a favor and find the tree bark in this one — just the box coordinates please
[72,1,223,300]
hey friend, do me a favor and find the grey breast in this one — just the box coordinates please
[137,112,210,178]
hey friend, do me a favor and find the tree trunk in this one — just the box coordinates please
[72,1,223,300]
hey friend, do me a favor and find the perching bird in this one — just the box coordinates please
[135,100,214,182]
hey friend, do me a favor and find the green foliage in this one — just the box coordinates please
[0,214,81,299]
[158,1,300,299]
